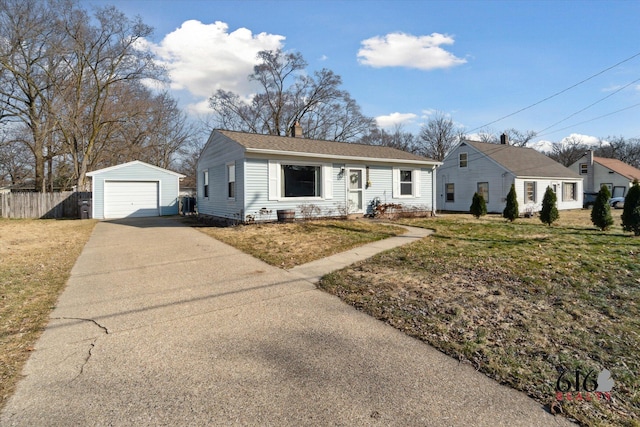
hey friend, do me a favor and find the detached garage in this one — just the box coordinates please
[87,160,185,219]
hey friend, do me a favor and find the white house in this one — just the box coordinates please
[87,160,185,219]
[437,138,583,214]
[569,150,640,198]
[196,129,441,223]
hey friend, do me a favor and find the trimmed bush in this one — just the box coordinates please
[540,186,559,226]
[621,179,640,236]
[591,185,614,231]
[503,184,519,222]
[470,192,487,218]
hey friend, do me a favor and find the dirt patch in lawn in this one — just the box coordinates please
[0,219,96,409]
[188,219,406,269]
[318,211,640,426]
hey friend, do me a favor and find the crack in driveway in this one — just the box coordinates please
[52,317,109,380]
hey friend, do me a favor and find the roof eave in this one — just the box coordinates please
[516,175,582,180]
[244,148,442,166]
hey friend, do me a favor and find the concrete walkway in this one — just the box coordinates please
[1,217,572,426]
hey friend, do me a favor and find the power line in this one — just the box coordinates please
[537,102,640,137]
[536,76,640,134]
[468,51,640,133]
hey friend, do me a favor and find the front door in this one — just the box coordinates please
[348,168,364,213]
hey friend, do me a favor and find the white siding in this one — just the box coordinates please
[89,161,181,219]
[197,132,437,222]
[243,157,344,220]
[437,143,514,213]
[515,178,583,212]
[196,132,245,220]
[593,166,633,196]
[438,143,583,214]
[569,155,632,195]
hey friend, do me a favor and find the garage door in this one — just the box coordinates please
[104,181,159,218]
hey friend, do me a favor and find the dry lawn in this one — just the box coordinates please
[0,219,96,409]
[319,210,640,426]
[190,219,406,269]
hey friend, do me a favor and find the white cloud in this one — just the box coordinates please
[319,54,328,61]
[531,133,600,153]
[375,112,417,128]
[145,20,285,101]
[358,32,466,70]
[559,133,600,147]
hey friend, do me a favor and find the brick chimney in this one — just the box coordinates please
[500,133,509,145]
[291,122,303,138]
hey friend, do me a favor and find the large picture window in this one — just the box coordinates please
[281,165,321,197]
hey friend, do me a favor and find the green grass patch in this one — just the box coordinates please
[318,211,640,426]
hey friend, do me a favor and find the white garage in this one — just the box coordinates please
[104,181,159,218]
[87,161,185,220]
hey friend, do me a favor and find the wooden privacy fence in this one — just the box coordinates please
[0,191,92,219]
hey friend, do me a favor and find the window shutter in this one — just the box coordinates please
[392,168,400,198]
[268,160,278,200]
[413,168,421,197]
[323,164,333,199]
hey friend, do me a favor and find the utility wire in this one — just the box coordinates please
[536,76,640,134]
[468,51,640,133]
[537,102,640,137]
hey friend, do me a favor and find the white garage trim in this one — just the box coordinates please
[104,180,160,219]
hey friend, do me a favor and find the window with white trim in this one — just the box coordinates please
[281,164,321,198]
[563,182,576,201]
[446,183,454,202]
[400,170,413,195]
[459,152,468,168]
[203,170,209,198]
[477,182,489,203]
[392,167,420,198]
[227,163,235,199]
[525,181,536,203]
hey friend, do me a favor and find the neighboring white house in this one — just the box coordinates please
[87,160,185,219]
[569,150,640,197]
[437,138,583,214]
[196,129,441,223]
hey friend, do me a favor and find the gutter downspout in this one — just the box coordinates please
[431,165,438,217]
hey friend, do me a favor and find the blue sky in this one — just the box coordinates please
[88,0,640,147]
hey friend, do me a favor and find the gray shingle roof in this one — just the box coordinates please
[216,130,438,164]
[464,140,581,178]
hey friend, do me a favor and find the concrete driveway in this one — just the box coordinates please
[1,217,572,426]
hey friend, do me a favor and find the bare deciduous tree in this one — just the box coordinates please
[595,136,640,169]
[416,112,463,160]
[547,135,589,166]
[0,0,62,191]
[359,124,418,153]
[502,128,537,147]
[1,0,195,191]
[54,4,162,190]
[209,49,373,142]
